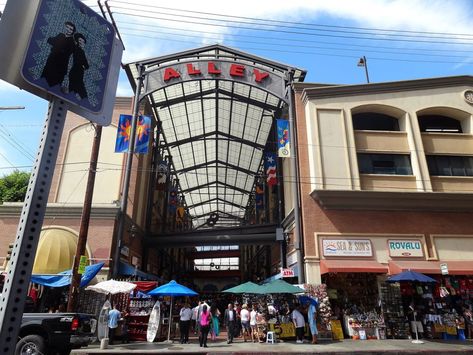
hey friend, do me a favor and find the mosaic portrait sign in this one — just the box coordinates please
[21,0,115,113]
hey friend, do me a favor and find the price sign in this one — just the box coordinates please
[78,255,88,275]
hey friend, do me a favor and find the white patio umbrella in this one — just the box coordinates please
[85,279,137,295]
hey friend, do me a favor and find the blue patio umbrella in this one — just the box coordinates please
[386,270,437,283]
[298,295,318,307]
[147,280,198,342]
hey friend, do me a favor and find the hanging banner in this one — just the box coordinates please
[255,183,264,210]
[115,114,151,153]
[156,160,169,190]
[264,152,277,186]
[168,187,178,214]
[277,119,290,158]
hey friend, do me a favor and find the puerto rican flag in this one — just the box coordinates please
[264,152,277,186]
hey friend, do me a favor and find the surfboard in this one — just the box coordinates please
[97,300,111,340]
[146,300,161,343]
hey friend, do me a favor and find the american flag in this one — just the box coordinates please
[264,152,277,186]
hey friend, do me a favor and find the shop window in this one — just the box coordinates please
[352,112,400,131]
[427,155,473,176]
[418,115,462,133]
[358,153,413,175]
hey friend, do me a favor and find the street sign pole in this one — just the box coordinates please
[0,98,68,353]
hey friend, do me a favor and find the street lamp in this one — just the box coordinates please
[357,56,370,83]
[0,106,25,110]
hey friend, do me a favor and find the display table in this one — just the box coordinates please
[127,297,154,341]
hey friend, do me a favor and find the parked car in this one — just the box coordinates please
[16,312,97,355]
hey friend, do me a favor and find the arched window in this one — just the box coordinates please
[418,115,462,133]
[352,112,400,131]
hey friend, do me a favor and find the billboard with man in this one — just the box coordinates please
[21,0,115,113]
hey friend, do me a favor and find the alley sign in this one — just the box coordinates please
[144,60,285,99]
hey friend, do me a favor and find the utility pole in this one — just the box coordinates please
[67,124,102,312]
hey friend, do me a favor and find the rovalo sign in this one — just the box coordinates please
[388,239,423,257]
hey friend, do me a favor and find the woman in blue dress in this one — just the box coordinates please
[210,304,221,341]
[308,301,318,344]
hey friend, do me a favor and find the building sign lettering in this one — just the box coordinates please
[145,59,285,99]
[281,268,295,278]
[388,239,423,257]
[162,62,271,83]
[322,239,372,257]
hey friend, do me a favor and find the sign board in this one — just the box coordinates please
[0,0,122,125]
[145,59,285,100]
[440,263,449,275]
[78,255,88,275]
[330,320,344,340]
[281,268,295,278]
[388,239,423,257]
[322,239,372,257]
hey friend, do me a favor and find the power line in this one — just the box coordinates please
[110,7,473,45]
[109,1,473,40]
[119,26,471,61]
[120,22,473,54]
[120,31,471,65]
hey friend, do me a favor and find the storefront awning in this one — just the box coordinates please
[389,260,473,275]
[320,259,388,274]
[118,261,160,281]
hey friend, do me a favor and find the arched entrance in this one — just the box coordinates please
[116,45,306,288]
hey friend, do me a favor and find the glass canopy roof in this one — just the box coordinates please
[125,45,305,229]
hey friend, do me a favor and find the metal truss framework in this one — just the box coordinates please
[125,44,305,233]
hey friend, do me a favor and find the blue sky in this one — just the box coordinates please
[0,0,472,176]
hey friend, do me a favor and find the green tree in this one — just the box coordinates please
[0,170,30,203]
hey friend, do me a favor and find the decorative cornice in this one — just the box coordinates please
[311,189,473,212]
[0,203,119,219]
[300,75,473,104]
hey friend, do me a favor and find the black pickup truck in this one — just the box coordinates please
[16,312,97,355]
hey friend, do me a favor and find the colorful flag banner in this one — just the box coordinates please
[255,183,264,210]
[168,187,178,213]
[277,119,290,158]
[156,160,169,190]
[264,152,278,186]
[115,114,151,153]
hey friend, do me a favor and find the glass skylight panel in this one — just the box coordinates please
[183,80,202,96]
[165,84,184,101]
[256,118,272,145]
[217,140,228,161]
[250,86,267,102]
[218,100,231,134]
[152,90,165,104]
[234,82,250,97]
[250,150,263,171]
[226,141,241,166]
[202,100,216,132]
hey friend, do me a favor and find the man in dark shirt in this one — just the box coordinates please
[224,303,236,344]
[41,21,76,88]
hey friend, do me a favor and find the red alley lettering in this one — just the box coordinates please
[162,62,270,84]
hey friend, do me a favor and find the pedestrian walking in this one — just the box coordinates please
[291,305,305,344]
[108,304,121,345]
[308,301,318,344]
[224,303,237,344]
[199,305,211,348]
[240,304,250,342]
[179,303,192,344]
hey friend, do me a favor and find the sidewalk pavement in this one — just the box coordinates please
[72,338,473,354]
